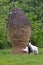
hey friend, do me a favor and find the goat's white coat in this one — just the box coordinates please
[23,47,28,54]
[29,43,38,54]
[23,42,38,54]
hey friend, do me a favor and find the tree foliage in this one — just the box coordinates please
[0,0,43,48]
[0,0,14,49]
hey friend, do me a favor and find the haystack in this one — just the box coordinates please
[7,6,31,54]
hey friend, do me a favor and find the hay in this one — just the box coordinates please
[7,6,31,54]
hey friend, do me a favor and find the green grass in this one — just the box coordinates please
[0,48,43,65]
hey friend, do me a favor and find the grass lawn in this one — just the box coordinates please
[0,48,43,65]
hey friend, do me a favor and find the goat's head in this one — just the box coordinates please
[29,42,31,46]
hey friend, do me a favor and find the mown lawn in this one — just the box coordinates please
[0,48,43,65]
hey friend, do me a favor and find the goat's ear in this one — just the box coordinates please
[29,43,31,46]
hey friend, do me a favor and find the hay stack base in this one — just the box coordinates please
[7,6,31,54]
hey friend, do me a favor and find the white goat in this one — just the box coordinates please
[23,47,28,54]
[29,42,38,54]
[23,42,38,54]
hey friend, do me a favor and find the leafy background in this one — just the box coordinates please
[0,0,43,49]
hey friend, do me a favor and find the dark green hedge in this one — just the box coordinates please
[0,0,43,48]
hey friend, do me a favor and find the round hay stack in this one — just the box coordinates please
[7,6,31,54]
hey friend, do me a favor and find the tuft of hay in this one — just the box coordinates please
[7,6,31,54]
